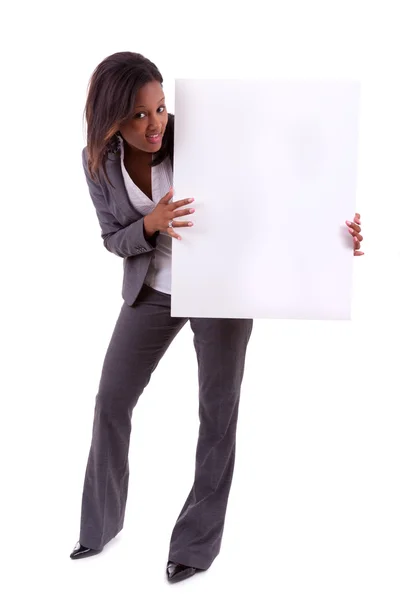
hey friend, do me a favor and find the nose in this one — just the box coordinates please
[147,112,162,131]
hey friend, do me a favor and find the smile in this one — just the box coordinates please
[145,132,163,144]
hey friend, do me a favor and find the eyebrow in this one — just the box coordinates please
[134,96,165,109]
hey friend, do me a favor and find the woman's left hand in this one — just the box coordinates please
[346,213,364,256]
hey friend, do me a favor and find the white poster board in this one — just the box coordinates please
[171,79,360,320]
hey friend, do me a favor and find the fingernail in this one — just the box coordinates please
[188,222,193,226]
[189,198,195,202]
[178,236,182,240]
[348,227,354,234]
[346,220,352,226]
[189,208,195,213]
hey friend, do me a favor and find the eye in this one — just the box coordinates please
[134,112,146,120]
[157,105,166,113]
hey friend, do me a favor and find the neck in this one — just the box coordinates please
[123,140,152,165]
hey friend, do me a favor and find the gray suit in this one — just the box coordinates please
[79,148,253,570]
[82,147,163,306]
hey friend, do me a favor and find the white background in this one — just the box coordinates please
[1,1,399,599]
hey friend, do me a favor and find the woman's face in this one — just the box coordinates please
[119,80,168,154]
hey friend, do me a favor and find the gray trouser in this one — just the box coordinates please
[79,284,253,570]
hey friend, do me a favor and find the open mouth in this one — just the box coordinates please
[146,132,162,144]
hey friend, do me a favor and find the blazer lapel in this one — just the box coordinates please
[105,151,143,222]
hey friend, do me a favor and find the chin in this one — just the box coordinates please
[145,142,162,153]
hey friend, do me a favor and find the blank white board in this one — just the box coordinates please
[171,79,360,320]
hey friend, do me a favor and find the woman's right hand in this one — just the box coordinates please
[144,189,195,241]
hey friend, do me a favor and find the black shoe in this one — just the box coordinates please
[166,561,198,583]
[70,542,102,560]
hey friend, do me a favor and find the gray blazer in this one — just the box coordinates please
[82,147,159,306]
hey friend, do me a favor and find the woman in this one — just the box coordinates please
[71,52,364,583]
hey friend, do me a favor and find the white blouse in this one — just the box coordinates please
[119,138,173,295]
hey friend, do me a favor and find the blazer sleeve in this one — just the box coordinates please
[82,149,159,258]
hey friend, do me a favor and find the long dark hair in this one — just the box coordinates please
[84,51,174,182]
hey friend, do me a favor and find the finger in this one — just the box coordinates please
[348,227,363,242]
[354,250,364,256]
[354,213,361,225]
[353,236,361,250]
[346,220,361,233]
[167,226,182,241]
[172,206,195,218]
[170,220,194,228]
[159,187,174,204]
[172,197,195,209]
